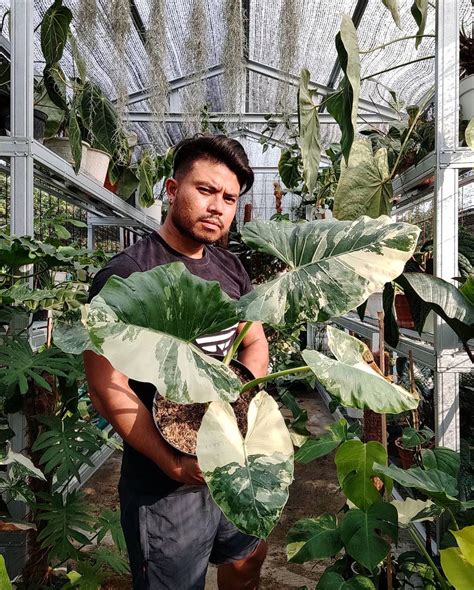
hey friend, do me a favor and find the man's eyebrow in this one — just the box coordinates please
[195,180,239,199]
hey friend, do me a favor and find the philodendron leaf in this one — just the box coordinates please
[295,418,359,464]
[316,571,376,589]
[452,526,474,566]
[0,448,46,480]
[298,68,321,196]
[391,498,438,527]
[333,140,393,220]
[326,15,361,162]
[422,447,460,479]
[80,263,242,404]
[411,0,428,48]
[278,149,302,189]
[401,272,474,345]
[239,217,420,326]
[340,502,398,572]
[196,391,294,538]
[287,514,342,563]
[302,327,418,413]
[381,0,401,28]
[335,440,392,510]
[40,0,73,64]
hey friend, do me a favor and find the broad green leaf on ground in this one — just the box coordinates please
[40,0,72,64]
[287,514,342,563]
[452,526,474,566]
[401,272,474,344]
[440,533,474,590]
[422,447,461,479]
[340,502,398,571]
[238,217,420,325]
[278,149,302,189]
[333,140,392,220]
[298,68,321,196]
[302,328,418,413]
[0,556,11,590]
[317,572,376,589]
[465,119,474,149]
[197,391,294,538]
[82,263,242,404]
[411,0,428,48]
[335,440,392,510]
[373,463,459,506]
[0,448,45,480]
[295,418,359,464]
[391,498,437,527]
[326,15,361,162]
[381,0,401,28]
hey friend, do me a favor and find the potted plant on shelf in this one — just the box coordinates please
[395,425,435,469]
[460,25,474,121]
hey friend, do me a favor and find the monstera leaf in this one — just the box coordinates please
[298,68,321,196]
[197,391,294,538]
[56,263,242,404]
[287,514,342,563]
[302,327,418,413]
[238,217,419,326]
[333,140,393,221]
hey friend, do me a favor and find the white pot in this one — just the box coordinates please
[460,74,474,121]
[84,146,111,185]
[44,137,88,172]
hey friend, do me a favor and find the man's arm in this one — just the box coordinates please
[236,321,269,378]
[83,350,204,485]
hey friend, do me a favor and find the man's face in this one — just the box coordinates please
[166,158,240,245]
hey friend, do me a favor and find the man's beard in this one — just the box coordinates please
[170,208,221,245]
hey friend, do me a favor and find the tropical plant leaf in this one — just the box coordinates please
[326,15,361,162]
[95,509,127,554]
[335,440,392,510]
[238,217,420,326]
[42,63,68,112]
[40,0,73,64]
[278,149,301,190]
[383,281,399,347]
[197,391,294,538]
[401,272,474,345]
[465,119,474,148]
[302,327,418,413]
[422,447,461,479]
[80,81,118,155]
[79,263,242,404]
[452,525,474,566]
[0,556,11,590]
[91,546,130,575]
[69,92,83,174]
[298,68,321,196]
[0,448,45,480]
[440,545,474,590]
[295,418,359,464]
[381,0,401,28]
[64,562,107,589]
[401,426,434,449]
[287,513,342,563]
[411,0,428,48]
[316,571,376,590]
[340,502,398,571]
[460,275,474,305]
[36,491,95,561]
[391,498,438,527]
[333,140,392,221]
[137,149,157,207]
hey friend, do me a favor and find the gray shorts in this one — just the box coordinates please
[118,478,260,590]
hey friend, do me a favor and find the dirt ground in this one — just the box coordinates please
[82,390,343,589]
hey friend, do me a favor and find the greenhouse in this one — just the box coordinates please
[0,0,473,588]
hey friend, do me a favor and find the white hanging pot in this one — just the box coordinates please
[460,74,474,121]
[44,137,89,173]
[84,146,111,185]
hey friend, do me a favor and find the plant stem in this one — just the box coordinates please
[360,56,434,82]
[446,508,459,530]
[359,35,435,54]
[223,320,253,366]
[240,366,312,393]
[408,527,450,590]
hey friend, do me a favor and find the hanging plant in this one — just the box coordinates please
[278,0,301,114]
[107,0,130,123]
[76,0,97,44]
[222,0,245,116]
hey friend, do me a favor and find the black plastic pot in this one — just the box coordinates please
[0,95,49,142]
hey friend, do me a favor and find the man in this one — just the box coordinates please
[84,135,269,589]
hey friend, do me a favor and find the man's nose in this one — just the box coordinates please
[207,194,224,214]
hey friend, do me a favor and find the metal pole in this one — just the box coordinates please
[434,0,460,451]
[10,0,34,237]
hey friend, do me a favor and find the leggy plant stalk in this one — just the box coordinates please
[408,527,451,590]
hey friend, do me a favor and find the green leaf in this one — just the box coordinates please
[326,15,361,162]
[238,217,420,326]
[411,0,428,48]
[116,167,139,200]
[278,149,302,190]
[303,327,418,414]
[452,525,474,566]
[298,68,321,196]
[340,503,398,571]
[401,426,434,448]
[197,391,294,538]
[422,447,460,479]
[0,556,12,590]
[287,513,342,563]
[40,0,73,64]
[333,140,393,220]
[0,448,46,480]
[460,275,474,305]
[440,546,474,590]
[42,64,68,112]
[137,149,157,207]
[83,263,242,404]
[53,223,71,240]
[80,81,118,155]
[381,0,401,28]
[335,440,391,510]
[69,93,83,174]
[391,498,437,527]
[401,273,474,345]
[295,418,359,463]
[316,571,376,590]
[383,281,399,348]
[373,463,459,506]
[465,119,474,148]
[95,509,127,554]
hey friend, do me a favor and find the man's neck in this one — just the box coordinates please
[158,222,205,259]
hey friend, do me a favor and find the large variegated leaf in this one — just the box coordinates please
[197,391,294,538]
[76,263,242,404]
[333,140,392,220]
[298,68,321,196]
[302,327,419,413]
[238,217,419,326]
[391,498,437,527]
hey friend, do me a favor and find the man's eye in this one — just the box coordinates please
[225,196,236,204]
[199,187,210,193]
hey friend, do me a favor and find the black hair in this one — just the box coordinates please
[172,134,254,195]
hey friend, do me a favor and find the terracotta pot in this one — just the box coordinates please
[104,174,118,193]
[395,436,434,469]
[395,293,415,329]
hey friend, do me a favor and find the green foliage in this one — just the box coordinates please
[422,447,461,480]
[0,555,12,590]
[298,68,321,196]
[381,0,401,28]
[295,419,360,464]
[287,513,342,563]
[316,571,376,589]
[400,425,434,449]
[40,0,73,65]
[411,0,428,48]
[95,509,127,554]
[278,148,301,190]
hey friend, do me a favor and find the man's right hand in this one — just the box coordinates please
[168,453,206,485]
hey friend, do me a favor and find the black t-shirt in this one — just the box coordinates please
[88,232,252,494]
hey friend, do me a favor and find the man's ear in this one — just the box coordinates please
[166,177,178,204]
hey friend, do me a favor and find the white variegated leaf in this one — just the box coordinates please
[197,391,294,538]
[239,217,419,325]
[391,498,436,527]
[0,449,46,480]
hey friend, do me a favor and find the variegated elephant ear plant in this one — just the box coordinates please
[55,215,420,539]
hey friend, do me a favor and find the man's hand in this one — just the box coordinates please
[167,453,205,485]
